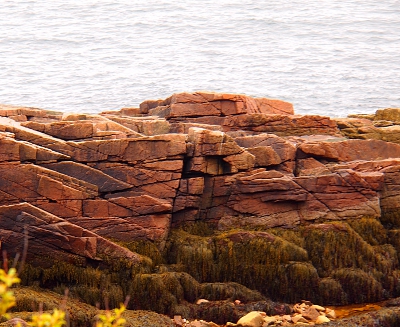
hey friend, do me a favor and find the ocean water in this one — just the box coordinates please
[0,0,399,117]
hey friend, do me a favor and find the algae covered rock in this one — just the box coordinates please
[4,94,400,325]
[2,286,175,327]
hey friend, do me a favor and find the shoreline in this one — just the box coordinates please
[1,91,400,326]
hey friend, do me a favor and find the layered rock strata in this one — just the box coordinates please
[1,93,400,318]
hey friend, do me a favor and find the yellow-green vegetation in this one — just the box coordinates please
[0,268,129,327]
[29,309,66,327]
[0,268,66,326]
[0,268,20,319]
[96,306,126,327]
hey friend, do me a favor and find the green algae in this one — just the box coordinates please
[163,220,400,306]
[116,240,164,266]
[9,286,97,327]
[2,286,174,327]
[199,282,264,302]
[388,229,400,263]
[317,277,348,305]
[129,271,199,314]
[7,217,400,317]
[302,223,393,277]
[332,268,384,304]
[381,209,400,228]
[347,217,388,246]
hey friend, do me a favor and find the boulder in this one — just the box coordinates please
[298,139,400,162]
[236,311,265,327]
[315,315,330,324]
[142,92,294,119]
[223,114,340,136]
[0,202,144,265]
[41,161,132,193]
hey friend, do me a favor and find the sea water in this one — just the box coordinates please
[0,0,399,117]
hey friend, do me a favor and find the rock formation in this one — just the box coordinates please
[1,92,400,324]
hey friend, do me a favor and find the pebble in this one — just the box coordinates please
[172,300,337,327]
[315,316,330,324]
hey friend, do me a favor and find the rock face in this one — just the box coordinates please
[2,93,400,317]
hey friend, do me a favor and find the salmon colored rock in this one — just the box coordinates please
[0,91,400,270]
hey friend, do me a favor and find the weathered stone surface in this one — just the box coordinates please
[374,108,400,122]
[184,128,255,175]
[0,136,20,161]
[0,163,98,204]
[223,114,340,136]
[336,112,400,144]
[22,116,143,140]
[174,166,383,229]
[68,213,172,242]
[0,104,47,120]
[296,157,331,176]
[41,161,132,193]
[143,92,294,119]
[3,94,400,309]
[22,120,95,140]
[298,139,400,162]
[0,202,143,264]
[315,315,330,324]
[106,115,171,136]
[236,311,265,327]
[302,306,320,321]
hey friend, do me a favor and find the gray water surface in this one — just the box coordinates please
[1,0,399,116]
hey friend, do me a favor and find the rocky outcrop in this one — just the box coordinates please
[2,93,400,319]
[335,108,400,143]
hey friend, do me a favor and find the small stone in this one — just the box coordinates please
[237,311,265,327]
[235,299,241,305]
[282,315,292,322]
[311,305,325,312]
[292,315,308,324]
[189,320,210,327]
[302,300,312,306]
[293,304,303,314]
[174,315,184,327]
[196,299,210,305]
[263,316,276,325]
[325,308,336,319]
[302,307,320,321]
[315,316,330,324]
